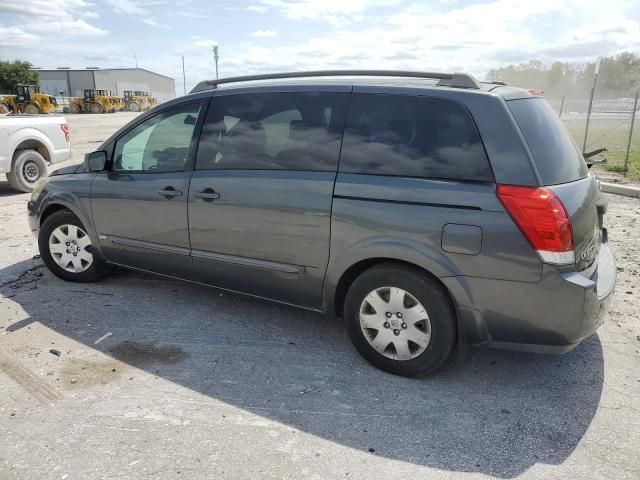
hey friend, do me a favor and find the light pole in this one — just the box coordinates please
[182,56,187,96]
[212,45,219,79]
[582,57,601,153]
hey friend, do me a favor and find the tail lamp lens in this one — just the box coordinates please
[60,124,70,142]
[497,185,574,265]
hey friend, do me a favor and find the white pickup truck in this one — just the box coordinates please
[0,114,71,192]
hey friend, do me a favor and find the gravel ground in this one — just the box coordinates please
[0,114,639,480]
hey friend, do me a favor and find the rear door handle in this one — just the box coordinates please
[158,187,183,198]
[194,188,221,202]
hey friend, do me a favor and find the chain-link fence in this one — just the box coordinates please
[552,94,639,180]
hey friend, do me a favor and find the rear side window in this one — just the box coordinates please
[508,98,587,185]
[339,94,493,182]
[196,92,348,171]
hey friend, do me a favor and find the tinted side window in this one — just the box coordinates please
[113,102,201,172]
[339,94,493,182]
[508,98,587,185]
[196,92,348,171]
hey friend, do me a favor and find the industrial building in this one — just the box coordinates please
[34,67,176,103]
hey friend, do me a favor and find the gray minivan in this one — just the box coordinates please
[27,71,616,377]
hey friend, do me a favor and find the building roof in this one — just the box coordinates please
[33,67,174,81]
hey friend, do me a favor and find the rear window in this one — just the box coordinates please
[339,94,493,182]
[508,98,587,185]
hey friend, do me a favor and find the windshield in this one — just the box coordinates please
[508,97,588,185]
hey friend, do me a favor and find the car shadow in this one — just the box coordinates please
[1,259,604,478]
[0,179,21,196]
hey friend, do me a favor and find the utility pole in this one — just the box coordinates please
[213,45,219,79]
[582,58,600,153]
[135,54,138,69]
[623,91,638,175]
[182,56,187,96]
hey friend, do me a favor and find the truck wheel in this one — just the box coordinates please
[344,263,456,377]
[128,102,140,112]
[24,104,40,114]
[68,103,80,114]
[7,150,48,193]
[39,210,106,282]
[90,103,104,114]
[0,103,9,114]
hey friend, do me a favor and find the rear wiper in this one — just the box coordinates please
[583,147,607,168]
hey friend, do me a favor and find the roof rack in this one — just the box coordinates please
[189,70,481,94]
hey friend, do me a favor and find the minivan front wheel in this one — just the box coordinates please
[344,264,456,377]
[39,210,105,282]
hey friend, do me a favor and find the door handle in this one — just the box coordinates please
[158,187,183,198]
[194,188,221,202]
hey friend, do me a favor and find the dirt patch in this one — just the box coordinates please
[59,358,127,390]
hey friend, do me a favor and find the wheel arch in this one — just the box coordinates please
[10,129,54,165]
[36,195,106,263]
[324,240,489,347]
[330,257,455,319]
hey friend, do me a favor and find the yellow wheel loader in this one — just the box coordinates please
[108,93,123,112]
[83,89,112,114]
[66,97,84,113]
[0,85,57,114]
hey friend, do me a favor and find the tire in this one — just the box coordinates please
[90,103,104,114]
[0,103,9,114]
[128,102,140,112]
[38,210,106,282]
[24,103,40,114]
[7,150,48,193]
[68,103,80,114]
[344,263,456,377]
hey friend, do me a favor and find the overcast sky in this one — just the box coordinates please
[1,0,639,94]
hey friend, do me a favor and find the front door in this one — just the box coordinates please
[188,90,349,308]
[91,100,204,278]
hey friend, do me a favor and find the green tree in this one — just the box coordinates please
[485,52,640,99]
[0,60,39,94]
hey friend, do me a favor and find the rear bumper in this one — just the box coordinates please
[446,240,616,353]
[50,147,72,164]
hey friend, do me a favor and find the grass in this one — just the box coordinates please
[562,115,640,181]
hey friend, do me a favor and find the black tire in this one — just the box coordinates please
[344,263,456,377]
[24,103,40,114]
[68,103,81,114]
[38,210,106,282]
[7,150,48,193]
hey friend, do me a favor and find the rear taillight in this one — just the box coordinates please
[497,185,574,265]
[60,123,70,142]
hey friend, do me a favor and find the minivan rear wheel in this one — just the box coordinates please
[344,263,456,377]
[39,210,106,282]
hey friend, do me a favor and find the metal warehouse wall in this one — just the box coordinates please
[93,69,176,103]
[38,70,96,97]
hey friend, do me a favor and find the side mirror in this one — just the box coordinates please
[85,151,107,172]
[184,114,196,125]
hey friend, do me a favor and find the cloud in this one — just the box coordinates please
[0,0,107,37]
[0,0,90,17]
[0,24,39,47]
[105,0,165,15]
[193,37,219,48]
[251,30,278,38]
[142,17,171,29]
[246,0,368,26]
